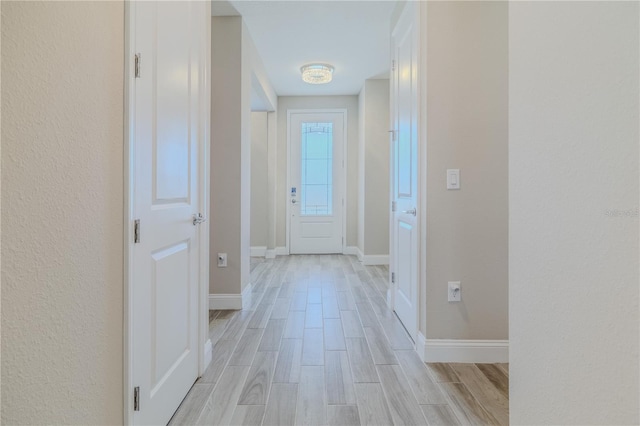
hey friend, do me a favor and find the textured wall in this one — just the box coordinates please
[509,2,639,423]
[1,2,124,423]
[251,112,269,247]
[276,96,359,249]
[210,16,251,294]
[424,1,508,340]
[361,79,390,256]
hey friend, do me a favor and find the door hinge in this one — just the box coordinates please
[133,386,140,411]
[134,219,140,243]
[134,53,141,78]
[391,59,396,72]
[391,272,395,284]
[392,201,397,212]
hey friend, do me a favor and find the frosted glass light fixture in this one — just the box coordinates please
[301,63,334,84]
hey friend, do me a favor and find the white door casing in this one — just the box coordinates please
[390,2,419,343]
[288,111,346,254]
[126,1,209,425]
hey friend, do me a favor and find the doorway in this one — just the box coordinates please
[287,110,347,254]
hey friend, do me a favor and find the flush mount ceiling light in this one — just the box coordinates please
[300,63,334,84]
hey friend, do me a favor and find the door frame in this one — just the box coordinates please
[286,109,348,255]
[387,0,426,347]
[123,2,211,424]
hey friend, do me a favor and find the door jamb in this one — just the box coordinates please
[286,108,348,255]
[123,3,211,424]
[123,2,134,423]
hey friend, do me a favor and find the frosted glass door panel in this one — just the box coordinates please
[301,123,333,216]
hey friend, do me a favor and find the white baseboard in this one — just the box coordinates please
[265,249,276,259]
[416,332,428,362]
[250,246,267,257]
[362,254,389,265]
[418,336,509,363]
[275,247,288,256]
[209,283,253,310]
[203,338,213,370]
[343,246,360,257]
[241,283,252,309]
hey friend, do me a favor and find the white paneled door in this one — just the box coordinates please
[130,2,207,424]
[289,112,345,254]
[390,3,419,342]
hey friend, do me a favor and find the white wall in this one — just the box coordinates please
[251,112,269,248]
[276,96,359,250]
[509,2,639,423]
[210,16,252,295]
[424,1,508,340]
[358,80,390,258]
[1,2,124,423]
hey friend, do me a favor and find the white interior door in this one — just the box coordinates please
[131,2,206,424]
[289,112,345,254]
[390,4,419,342]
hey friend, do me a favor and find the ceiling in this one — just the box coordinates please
[224,0,396,96]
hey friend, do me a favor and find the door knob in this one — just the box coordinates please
[291,199,297,204]
[193,213,207,225]
[401,208,417,216]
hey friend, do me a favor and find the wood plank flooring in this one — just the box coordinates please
[170,255,509,426]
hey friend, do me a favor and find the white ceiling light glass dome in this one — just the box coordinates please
[300,63,334,84]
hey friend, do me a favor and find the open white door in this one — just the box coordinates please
[289,111,345,254]
[129,2,207,424]
[390,3,419,342]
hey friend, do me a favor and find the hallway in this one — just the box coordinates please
[169,255,509,425]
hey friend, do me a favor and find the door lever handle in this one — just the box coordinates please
[401,208,417,216]
[193,213,207,225]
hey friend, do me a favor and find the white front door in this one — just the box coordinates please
[131,2,206,424]
[289,111,345,254]
[390,3,419,342]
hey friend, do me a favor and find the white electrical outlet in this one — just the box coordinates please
[448,281,461,302]
[217,253,227,268]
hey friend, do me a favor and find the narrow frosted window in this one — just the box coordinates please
[301,122,333,216]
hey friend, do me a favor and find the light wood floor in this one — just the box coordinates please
[170,255,509,425]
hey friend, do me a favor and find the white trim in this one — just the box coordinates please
[199,0,212,379]
[203,339,213,371]
[275,247,289,256]
[417,0,429,372]
[286,109,348,255]
[343,246,360,256]
[208,283,253,310]
[416,332,428,362]
[241,283,253,310]
[422,339,509,364]
[250,246,267,257]
[123,3,135,423]
[265,249,276,259]
[209,294,241,310]
[362,254,389,266]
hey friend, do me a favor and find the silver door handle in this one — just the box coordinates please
[401,208,416,216]
[193,213,206,225]
[291,199,297,204]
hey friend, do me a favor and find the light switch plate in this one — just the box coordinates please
[447,169,460,190]
[448,281,461,302]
